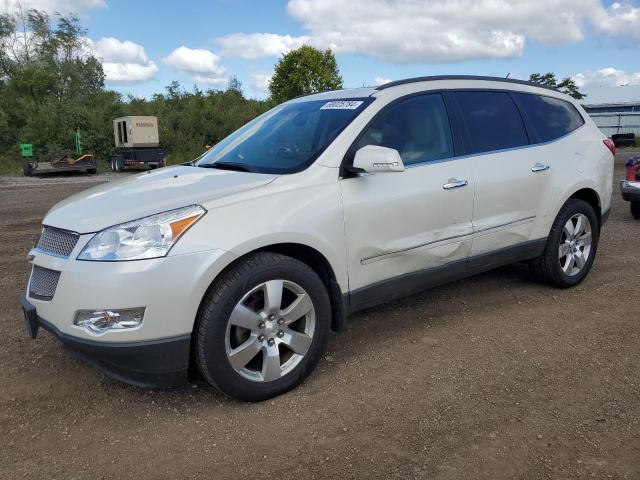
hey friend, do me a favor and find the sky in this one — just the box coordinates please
[3,0,640,103]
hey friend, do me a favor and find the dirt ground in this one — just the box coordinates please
[1,155,639,480]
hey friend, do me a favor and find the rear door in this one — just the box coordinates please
[340,92,476,306]
[452,90,553,257]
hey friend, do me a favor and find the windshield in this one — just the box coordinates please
[195,98,372,174]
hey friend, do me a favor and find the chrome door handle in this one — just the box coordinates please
[442,179,468,190]
[531,163,550,172]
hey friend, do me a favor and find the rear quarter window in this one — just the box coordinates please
[513,93,585,143]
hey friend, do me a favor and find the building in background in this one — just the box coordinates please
[582,86,640,137]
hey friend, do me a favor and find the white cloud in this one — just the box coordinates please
[373,76,391,86]
[573,68,640,88]
[101,62,159,84]
[591,1,640,35]
[250,73,272,92]
[163,46,226,75]
[265,0,640,63]
[92,37,150,65]
[86,37,158,85]
[215,33,309,59]
[0,0,105,15]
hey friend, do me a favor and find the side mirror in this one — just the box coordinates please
[352,145,405,174]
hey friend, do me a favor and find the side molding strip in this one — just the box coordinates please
[347,238,547,314]
[361,216,537,265]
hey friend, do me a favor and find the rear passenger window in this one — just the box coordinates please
[355,93,454,166]
[514,93,584,143]
[454,91,529,154]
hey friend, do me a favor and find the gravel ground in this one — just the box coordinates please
[1,154,639,479]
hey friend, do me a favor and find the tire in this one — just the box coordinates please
[22,163,33,177]
[631,201,640,220]
[195,252,331,401]
[87,167,97,174]
[529,198,599,288]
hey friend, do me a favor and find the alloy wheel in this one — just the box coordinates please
[559,213,592,276]
[224,280,316,382]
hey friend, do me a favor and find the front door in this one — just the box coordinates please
[340,93,476,307]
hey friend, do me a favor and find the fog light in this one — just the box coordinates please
[74,308,144,334]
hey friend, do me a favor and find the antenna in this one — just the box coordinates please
[505,72,511,78]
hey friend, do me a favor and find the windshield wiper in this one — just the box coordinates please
[198,162,253,172]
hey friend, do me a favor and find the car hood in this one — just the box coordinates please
[43,166,278,233]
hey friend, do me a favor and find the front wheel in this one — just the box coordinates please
[529,199,599,288]
[195,252,331,401]
[631,201,640,220]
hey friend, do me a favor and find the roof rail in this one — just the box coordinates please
[374,75,559,93]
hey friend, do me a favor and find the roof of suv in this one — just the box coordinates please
[290,75,560,103]
[374,75,558,92]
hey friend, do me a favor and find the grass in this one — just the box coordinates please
[0,157,22,176]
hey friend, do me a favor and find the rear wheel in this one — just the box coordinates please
[195,252,331,401]
[631,201,640,220]
[529,199,599,288]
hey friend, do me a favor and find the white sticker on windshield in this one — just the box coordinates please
[320,100,363,110]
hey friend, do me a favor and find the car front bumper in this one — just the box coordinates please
[21,293,190,387]
[22,245,232,387]
[620,180,640,203]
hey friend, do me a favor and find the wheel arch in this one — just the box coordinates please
[195,242,347,336]
[567,187,601,228]
[254,243,346,332]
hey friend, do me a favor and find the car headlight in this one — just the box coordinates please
[77,205,206,261]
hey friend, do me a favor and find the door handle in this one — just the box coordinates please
[442,179,468,190]
[531,163,550,172]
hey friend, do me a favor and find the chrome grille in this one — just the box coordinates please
[35,227,79,258]
[29,265,61,300]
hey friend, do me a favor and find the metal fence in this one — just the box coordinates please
[588,112,640,137]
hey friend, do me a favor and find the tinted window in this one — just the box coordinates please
[354,93,454,166]
[454,91,528,154]
[515,93,584,143]
[197,98,370,174]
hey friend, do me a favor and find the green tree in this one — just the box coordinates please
[269,45,343,103]
[0,7,106,161]
[529,73,585,100]
[226,75,243,96]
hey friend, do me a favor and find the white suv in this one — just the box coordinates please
[21,76,614,401]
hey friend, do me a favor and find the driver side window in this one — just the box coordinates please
[355,93,454,166]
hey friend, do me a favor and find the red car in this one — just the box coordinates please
[621,156,640,219]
